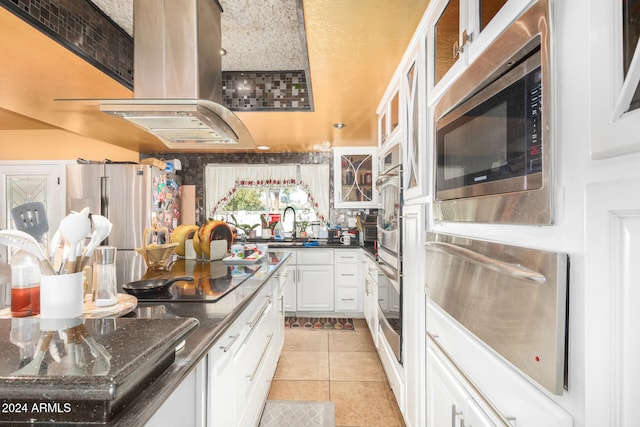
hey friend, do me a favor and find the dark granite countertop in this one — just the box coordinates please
[0,251,291,425]
[107,250,292,426]
[0,317,198,424]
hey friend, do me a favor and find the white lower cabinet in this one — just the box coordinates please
[205,277,281,427]
[426,340,504,427]
[334,249,362,313]
[207,325,241,427]
[297,264,334,311]
[235,295,275,427]
[363,255,378,345]
[282,251,297,312]
[283,248,335,313]
[146,360,207,427]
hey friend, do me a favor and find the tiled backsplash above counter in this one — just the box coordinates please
[141,152,371,226]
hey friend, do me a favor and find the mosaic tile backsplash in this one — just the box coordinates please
[140,152,369,226]
[2,0,311,110]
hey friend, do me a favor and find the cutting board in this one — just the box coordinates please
[0,293,137,319]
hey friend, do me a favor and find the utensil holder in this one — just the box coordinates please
[40,272,84,319]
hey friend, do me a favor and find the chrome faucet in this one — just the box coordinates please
[282,206,296,240]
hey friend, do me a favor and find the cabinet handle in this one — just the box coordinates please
[247,297,271,329]
[340,273,356,277]
[341,298,355,301]
[279,296,284,315]
[452,404,464,427]
[247,333,274,381]
[453,29,473,59]
[220,333,241,353]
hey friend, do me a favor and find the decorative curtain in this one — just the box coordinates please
[205,164,330,221]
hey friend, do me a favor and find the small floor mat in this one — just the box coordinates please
[259,400,335,427]
[284,317,355,330]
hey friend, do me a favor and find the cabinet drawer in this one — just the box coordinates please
[297,248,333,264]
[335,249,360,263]
[335,287,359,311]
[335,263,359,286]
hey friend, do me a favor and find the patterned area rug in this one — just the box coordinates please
[259,400,335,427]
[284,317,355,330]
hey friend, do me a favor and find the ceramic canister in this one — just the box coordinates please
[230,243,244,258]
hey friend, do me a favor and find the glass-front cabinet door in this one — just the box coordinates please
[333,147,379,208]
[430,0,522,92]
[404,50,427,200]
[589,0,640,158]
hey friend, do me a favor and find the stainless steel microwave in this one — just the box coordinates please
[433,0,552,225]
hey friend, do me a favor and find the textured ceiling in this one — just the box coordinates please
[90,0,308,71]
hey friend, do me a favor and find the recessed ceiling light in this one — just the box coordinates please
[333,123,346,129]
[256,145,270,150]
[220,48,227,56]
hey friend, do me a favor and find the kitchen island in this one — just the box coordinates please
[0,251,291,426]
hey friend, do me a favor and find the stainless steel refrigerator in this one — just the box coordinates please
[66,163,179,284]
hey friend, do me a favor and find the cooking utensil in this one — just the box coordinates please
[11,202,49,243]
[11,331,55,376]
[122,276,194,296]
[0,230,56,275]
[59,212,91,274]
[79,215,112,270]
[76,323,111,375]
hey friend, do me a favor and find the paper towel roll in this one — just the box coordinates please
[180,185,196,225]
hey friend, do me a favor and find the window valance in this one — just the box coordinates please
[205,164,330,221]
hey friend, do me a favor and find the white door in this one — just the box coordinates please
[0,162,67,233]
[0,161,66,308]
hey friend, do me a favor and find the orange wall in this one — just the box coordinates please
[0,130,139,162]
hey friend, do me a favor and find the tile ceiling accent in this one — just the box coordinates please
[90,0,308,72]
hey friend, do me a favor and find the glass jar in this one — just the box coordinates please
[11,251,41,317]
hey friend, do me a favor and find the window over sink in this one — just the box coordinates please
[204,164,329,237]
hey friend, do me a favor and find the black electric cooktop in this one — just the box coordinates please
[132,262,262,303]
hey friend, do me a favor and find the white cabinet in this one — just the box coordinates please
[282,251,297,312]
[146,360,207,427]
[235,291,276,427]
[428,0,529,94]
[378,84,401,147]
[334,249,362,313]
[297,264,334,311]
[363,254,378,347]
[204,278,281,427]
[426,341,499,427]
[207,323,243,427]
[333,147,378,208]
[284,249,335,313]
[272,266,290,353]
[588,0,640,158]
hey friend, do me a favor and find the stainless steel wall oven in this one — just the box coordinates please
[376,143,402,363]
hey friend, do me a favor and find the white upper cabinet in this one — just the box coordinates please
[589,0,640,158]
[427,0,535,98]
[402,45,428,200]
[333,147,379,208]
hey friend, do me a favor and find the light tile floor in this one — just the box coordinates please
[268,319,406,427]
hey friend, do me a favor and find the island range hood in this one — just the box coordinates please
[98,0,255,149]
